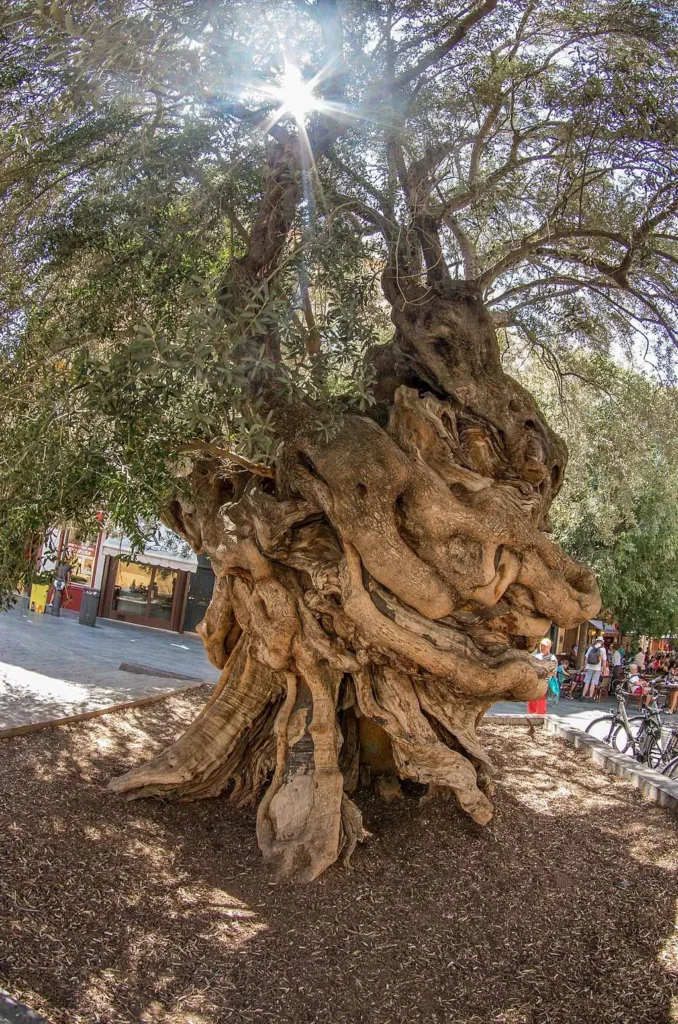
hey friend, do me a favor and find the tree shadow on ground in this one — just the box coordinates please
[0,700,676,1024]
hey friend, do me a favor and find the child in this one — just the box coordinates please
[561,658,582,699]
[556,658,571,690]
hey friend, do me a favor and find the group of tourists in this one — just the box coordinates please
[529,637,678,712]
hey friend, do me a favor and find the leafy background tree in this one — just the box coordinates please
[511,349,678,638]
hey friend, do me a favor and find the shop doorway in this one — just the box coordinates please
[183,555,215,633]
[101,557,188,631]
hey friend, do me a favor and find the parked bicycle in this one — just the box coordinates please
[586,686,675,770]
[621,689,665,769]
[659,726,678,779]
[585,687,640,754]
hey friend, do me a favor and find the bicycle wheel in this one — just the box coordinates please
[618,716,644,754]
[642,735,664,769]
[611,723,638,754]
[662,734,678,764]
[627,717,664,768]
[586,716,619,745]
[661,755,678,779]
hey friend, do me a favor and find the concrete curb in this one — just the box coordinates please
[544,717,678,810]
[0,682,207,740]
[487,714,545,723]
[0,989,51,1024]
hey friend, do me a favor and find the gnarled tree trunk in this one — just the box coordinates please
[110,280,600,881]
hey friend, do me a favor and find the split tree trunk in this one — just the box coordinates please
[110,282,600,881]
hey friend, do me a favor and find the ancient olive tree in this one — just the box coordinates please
[2,0,678,879]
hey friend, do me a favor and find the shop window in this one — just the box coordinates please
[112,560,178,624]
[112,562,154,617]
[149,567,177,622]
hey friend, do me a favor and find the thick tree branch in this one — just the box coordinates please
[395,0,500,87]
[479,227,631,290]
[396,3,477,56]
[443,212,478,278]
[413,213,454,289]
[329,194,395,243]
[326,147,389,206]
[222,201,250,245]
[176,441,275,478]
[299,268,321,356]
[468,96,505,186]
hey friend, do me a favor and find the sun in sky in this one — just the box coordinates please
[277,64,319,121]
[254,61,324,130]
[253,57,362,137]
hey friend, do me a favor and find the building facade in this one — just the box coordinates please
[36,526,214,634]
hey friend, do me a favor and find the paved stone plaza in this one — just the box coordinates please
[0,603,220,729]
[0,601,669,734]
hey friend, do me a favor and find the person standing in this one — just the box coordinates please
[528,638,558,714]
[611,645,624,694]
[50,560,72,617]
[582,637,607,699]
[634,647,646,672]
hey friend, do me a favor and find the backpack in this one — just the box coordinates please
[587,646,601,666]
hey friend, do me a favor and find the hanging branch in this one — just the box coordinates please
[175,441,276,478]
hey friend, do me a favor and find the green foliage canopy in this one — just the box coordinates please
[1,0,678,600]
[513,352,678,638]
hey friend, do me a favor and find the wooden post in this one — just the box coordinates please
[575,621,588,671]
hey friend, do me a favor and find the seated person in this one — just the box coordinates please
[627,664,653,708]
[665,662,678,714]
[556,658,571,683]
[556,658,576,698]
[546,657,571,701]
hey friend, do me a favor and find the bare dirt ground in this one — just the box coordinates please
[0,688,676,1024]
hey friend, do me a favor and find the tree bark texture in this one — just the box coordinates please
[110,281,601,881]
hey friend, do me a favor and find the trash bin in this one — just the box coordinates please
[78,588,100,627]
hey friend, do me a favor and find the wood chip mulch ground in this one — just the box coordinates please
[0,688,676,1024]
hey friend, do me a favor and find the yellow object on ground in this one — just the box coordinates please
[29,584,49,613]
